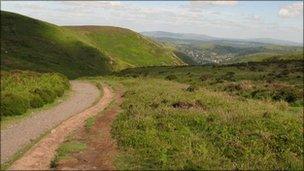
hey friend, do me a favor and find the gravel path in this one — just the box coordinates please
[9,85,113,170]
[1,81,100,164]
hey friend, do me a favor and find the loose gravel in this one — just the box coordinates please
[1,81,100,164]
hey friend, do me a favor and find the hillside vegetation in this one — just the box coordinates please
[1,10,303,171]
[93,76,302,170]
[109,58,303,169]
[116,60,303,106]
[60,57,302,170]
[1,11,182,78]
[1,11,112,79]
[1,70,70,117]
[228,52,303,63]
[66,26,184,70]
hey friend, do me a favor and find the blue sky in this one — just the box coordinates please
[1,1,303,43]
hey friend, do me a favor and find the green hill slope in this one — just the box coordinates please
[1,11,112,79]
[66,26,184,70]
[1,11,183,78]
[228,52,303,63]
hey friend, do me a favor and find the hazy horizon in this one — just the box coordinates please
[1,1,303,43]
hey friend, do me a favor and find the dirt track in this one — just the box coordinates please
[1,81,101,164]
[57,89,124,170]
[7,83,113,170]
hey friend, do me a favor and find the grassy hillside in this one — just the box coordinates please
[228,52,303,63]
[1,11,112,79]
[62,75,301,170]
[53,58,303,169]
[109,77,302,170]
[173,50,197,65]
[1,70,69,117]
[109,59,303,169]
[1,11,183,78]
[115,59,303,106]
[66,26,184,70]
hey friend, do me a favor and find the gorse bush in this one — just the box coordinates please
[1,70,70,117]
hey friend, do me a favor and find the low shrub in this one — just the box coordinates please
[165,74,177,80]
[272,88,297,103]
[1,70,70,117]
[200,74,212,82]
[29,94,45,108]
[1,93,29,116]
[224,81,254,92]
[223,71,236,81]
[249,85,298,103]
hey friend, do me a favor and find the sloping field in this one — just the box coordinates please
[66,26,184,70]
[1,11,183,78]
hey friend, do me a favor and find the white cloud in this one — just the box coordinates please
[186,1,238,13]
[190,1,238,7]
[206,1,238,6]
[278,2,303,18]
[61,1,122,8]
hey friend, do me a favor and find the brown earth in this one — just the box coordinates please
[57,88,124,170]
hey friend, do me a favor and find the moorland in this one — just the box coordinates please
[0,11,303,170]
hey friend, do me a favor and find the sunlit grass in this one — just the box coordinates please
[108,77,303,170]
[1,70,70,118]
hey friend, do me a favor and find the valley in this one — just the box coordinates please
[142,31,303,65]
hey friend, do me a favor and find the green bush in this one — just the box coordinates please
[1,70,70,117]
[29,94,45,108]
[272,88,297,103]
[30,88,56,104]
[1,93,29,116]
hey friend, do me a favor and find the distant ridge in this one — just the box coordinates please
[142,31,302,46]
[247,38,302,47]
[141,31,218,41]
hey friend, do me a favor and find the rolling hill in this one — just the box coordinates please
[67,26,184,70]
[1,11,112,79]
[227,52,304,63]
[248,38,302,46]
[1,11,183,78]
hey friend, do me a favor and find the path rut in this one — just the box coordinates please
[8,84,113,170]
[1,81,100,164]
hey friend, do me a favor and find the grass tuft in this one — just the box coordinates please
[85,117,96,131]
